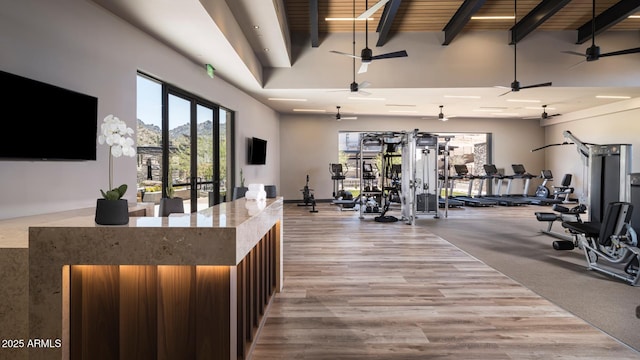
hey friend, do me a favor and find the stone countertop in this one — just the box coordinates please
[0,203,155,248]
[1,199,279,249]
[27,198,282,266]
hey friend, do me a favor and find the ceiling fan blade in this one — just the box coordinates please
[359,81,371,89]
[562,50,585,57]
[600,47,640,58]
[519,82,552,90]
[339,116,358,121]
[358,62,369,74]
[330,50,361,59]
[358,89,371,96]
[568,59,586,69]
[357,0,390,20]
[371,50,408,60]
[498,88,512,97]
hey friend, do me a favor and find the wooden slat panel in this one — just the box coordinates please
[196,266,231,359]
[237,260,247,358]
[157,266,196,360]
[70,266,120,360]
[120,265,157,360]
[285,0,639,33]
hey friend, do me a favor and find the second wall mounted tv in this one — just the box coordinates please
[248,137,267,165]
[0,70,98,160]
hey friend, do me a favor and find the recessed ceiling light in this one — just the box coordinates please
[268,98,307,102]
[595,95,631,99]
[325,17,374,21]
[474,108,501,112]
[264,48,270,52]
[506,99,541,103]
[293,109,326,112]
[471,16,515,20]
[444,95,481,99]
[253,25,260,29]
[348,97,386,101]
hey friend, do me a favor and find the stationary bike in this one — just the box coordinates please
[299,174,318,213]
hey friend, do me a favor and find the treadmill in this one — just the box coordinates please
[479,164,529,206]
[438,173,465,208]
[451,165,497,207]
[510,164,563,206]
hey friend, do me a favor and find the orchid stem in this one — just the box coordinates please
[108,148,113,191]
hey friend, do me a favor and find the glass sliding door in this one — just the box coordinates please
[136,72,233,214]
[216,108,232,204]
[136,75,164,212]
[166,93,192,212]
[166,92,220,213]
[194,103,217,210]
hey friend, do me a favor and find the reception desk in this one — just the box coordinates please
[27,197,283,360]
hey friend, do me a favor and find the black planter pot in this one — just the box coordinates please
[232,187,248,200]
[159,197,185,217]
[95,198,129,225]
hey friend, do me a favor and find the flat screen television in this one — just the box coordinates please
[0,70,98,160]
[248,137,267,165]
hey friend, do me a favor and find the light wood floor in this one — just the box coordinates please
[250,203,640,359]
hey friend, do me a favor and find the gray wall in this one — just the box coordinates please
[279,114,546,201]
[542,99,640,203]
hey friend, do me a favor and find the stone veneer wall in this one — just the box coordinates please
[0,249,29,360]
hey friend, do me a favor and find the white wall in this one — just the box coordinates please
[541,99,640,202]
[279,114,545,201]
[0,0,279,220]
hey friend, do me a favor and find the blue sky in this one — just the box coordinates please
[137,75,223,129]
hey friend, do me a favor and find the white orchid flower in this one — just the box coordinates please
[99,114,137,198]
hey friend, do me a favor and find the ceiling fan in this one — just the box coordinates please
[563,0,640,65]
[330,0,408,74]
[422,105,452,121]
[498,0,552,96]
[524,105,561,120]
[334,106,357,121]
[330,0,371,95]
[437,105,448,121]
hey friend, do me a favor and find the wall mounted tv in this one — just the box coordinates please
[0,70,98,160]
[248,137,267,165]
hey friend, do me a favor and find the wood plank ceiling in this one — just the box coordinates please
[285,0,640,46]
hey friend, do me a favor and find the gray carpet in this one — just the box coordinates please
[420,207,640,353]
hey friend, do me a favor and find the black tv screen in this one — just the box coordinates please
[0,70,98,160]
[248,137,267,165]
